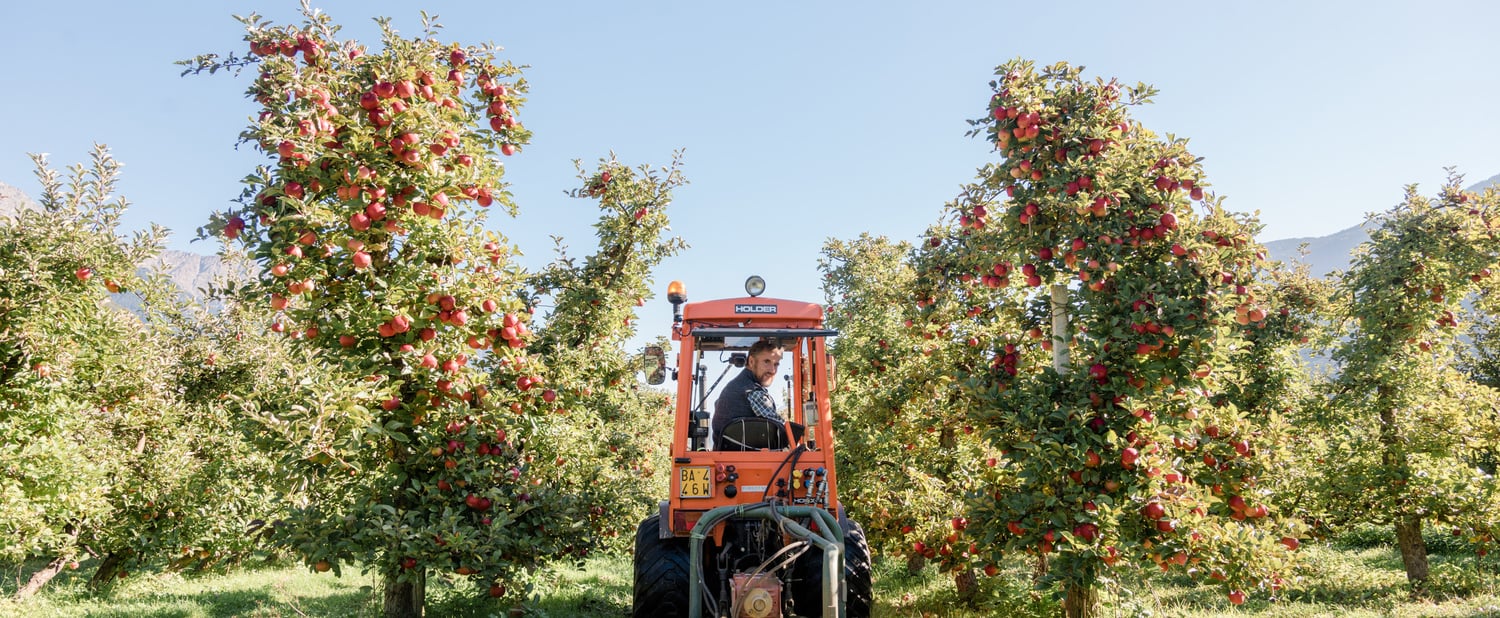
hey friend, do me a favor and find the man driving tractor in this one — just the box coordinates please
[712,339,785,449]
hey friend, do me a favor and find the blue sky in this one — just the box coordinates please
[3,1,1498,316]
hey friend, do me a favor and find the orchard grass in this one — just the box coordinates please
[0,556,380,617]
[4,543,1498,617]
[0,555,634,618]
[870,541,1500,617]
[1124,544,1500,618]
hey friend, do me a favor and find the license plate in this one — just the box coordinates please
[679,466,712,498]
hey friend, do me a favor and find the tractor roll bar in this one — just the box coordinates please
[688,327,839,339]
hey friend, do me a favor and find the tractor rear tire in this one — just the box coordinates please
[791,515,873,618]
[633,514,692,618]
[842,517,874,618]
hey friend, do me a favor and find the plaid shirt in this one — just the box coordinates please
[746,383,782,422]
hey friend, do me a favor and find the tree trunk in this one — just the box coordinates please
[91,552,124,588]
[953,568,979,603]
[166,553,197,572]
[1395,516,1430,590]
[905,552,926,575]
[89,551,124,589]
[1032,552,1048,589]
[1376,387,1429,591]
[939,427,956,449]
[383,570,425,618]
[1063,580,1100,618]
[1051,221,1089,616]
[15,555,67,600]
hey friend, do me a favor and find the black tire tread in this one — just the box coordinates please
[633,514,692,618]
[789,515,874,618]
[842,517,874,618]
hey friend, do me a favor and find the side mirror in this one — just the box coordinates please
[643,345,667,385]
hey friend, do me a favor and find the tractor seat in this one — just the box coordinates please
[718,418,788,451]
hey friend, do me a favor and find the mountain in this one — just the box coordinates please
[1264,222,1372,279]
[139,249,232,298]
[0,181,39,219]
[1264,173,1500,278]
[110,249,238,315]
[0,182,235,308]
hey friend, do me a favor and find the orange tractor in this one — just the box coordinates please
[634,276,872,618]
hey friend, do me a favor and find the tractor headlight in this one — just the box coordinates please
[745,276,766,298]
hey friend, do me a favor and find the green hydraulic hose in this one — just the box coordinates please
[686,503,844,618]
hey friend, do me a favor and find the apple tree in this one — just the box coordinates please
[147,267,325,574]
[185,8,592,615]
[1457,294,1500,481]
[0,148,159,596]
[820,231,1015,599]
[1215,263,1337,526]
[525,155,686,553]
[71,283,299,588]
[0,147,273,596]
[1317,174,1500,589]
[937,59,1301,616]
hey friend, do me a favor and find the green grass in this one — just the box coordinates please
[0,558,381,617]
[523,557,632,617]
[1123,545,1500,618]
[4,544,1500,617]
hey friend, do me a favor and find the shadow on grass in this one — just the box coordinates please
[44,589,372,618]
[270,590,376,618]
[2,554,382,618]
[872,556,1059,618]
[1112,545,1500,617]
[11,546,1498,618]
[420,556,631,618]
[527,556,632,618]
[5,589,287,618]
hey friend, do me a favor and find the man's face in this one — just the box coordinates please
[746,350,781,386]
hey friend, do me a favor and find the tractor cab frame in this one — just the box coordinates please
[633,277,871,618]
